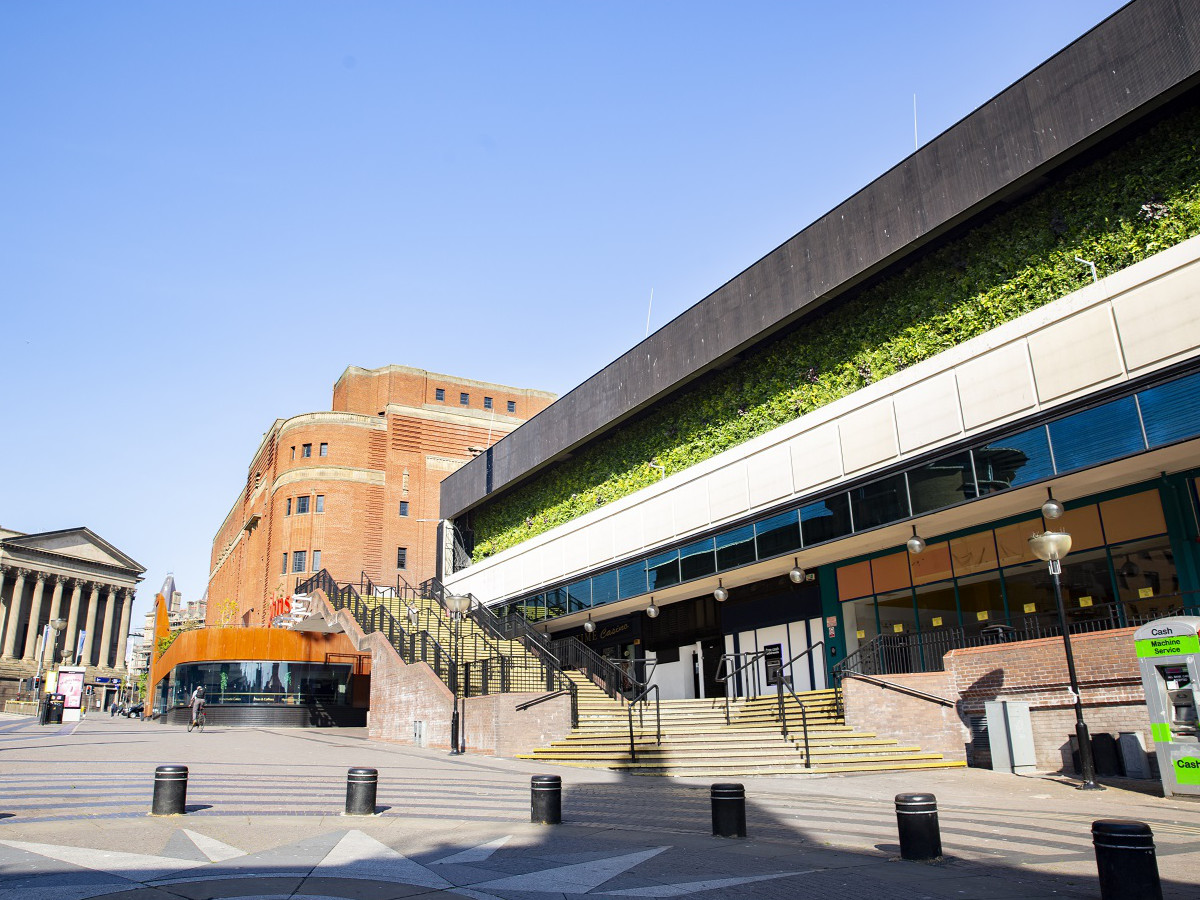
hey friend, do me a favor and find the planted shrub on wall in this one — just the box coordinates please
[471,105,1200,560]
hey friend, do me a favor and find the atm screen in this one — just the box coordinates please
[1158,664,1193,691]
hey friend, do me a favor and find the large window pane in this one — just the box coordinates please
[837,560,874,601]
[715,525,756,571]
[876,589,920,675]
[755,510,801,559]
[871,551,911,593]
[995,516,1044,567]
[849,473,910,531]
[913,583,960,670]
[566,580,591,613]
[679,538,716,581]
[646,550,681,592]
[617,560,647,600]
[1100,491,1167,543]
[592,569,619,607]
[910,542,953,586]
[545,587,568,619]
[909,451,978,514]
[842,597,878,654]
[1048,397,1144,473]
[801,493,852,546]
[1138,370,1200,447]
[956,573,1005,636]
[974,427,1053,492]
[1112,538,1180,622]
[950,530,998,577]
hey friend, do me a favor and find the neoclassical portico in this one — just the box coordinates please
[0,528,144,688]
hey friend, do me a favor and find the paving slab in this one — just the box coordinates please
[0,714,1198,898]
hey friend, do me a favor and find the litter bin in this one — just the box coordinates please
[46,693,65,725]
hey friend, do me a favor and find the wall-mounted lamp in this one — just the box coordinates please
[713,579,728,602]
[646,598,660,618]
[789,558,806,584]
[906,525,926,555]
[1042,487,1065,520]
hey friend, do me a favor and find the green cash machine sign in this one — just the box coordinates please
[1135,634,1200,658]
[1175,757,1200,786]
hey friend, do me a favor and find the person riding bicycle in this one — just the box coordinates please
[189,686,206,728]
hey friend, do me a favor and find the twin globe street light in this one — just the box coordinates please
[445,593,472,755]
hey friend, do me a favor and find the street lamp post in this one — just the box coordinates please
[1028,529,1103,791]
[445,593,472,755]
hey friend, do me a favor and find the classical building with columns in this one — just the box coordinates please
[0,526,144,702]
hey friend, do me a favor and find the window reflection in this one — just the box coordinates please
[974,427,1052,492]
[165,661,353,707]
[849,473,910,530]
[801,494,852,546]
[909,451,977,513]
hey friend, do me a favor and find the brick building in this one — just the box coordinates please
[207,365,553,625]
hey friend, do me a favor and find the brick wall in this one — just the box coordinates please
[842,672,968,762]
[842,627,1152,774]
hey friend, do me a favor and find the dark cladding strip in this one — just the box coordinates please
[441,0,1200,520]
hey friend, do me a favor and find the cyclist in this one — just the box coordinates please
[188,686,206,730]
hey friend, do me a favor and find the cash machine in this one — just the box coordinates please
[1133,616,1200,797]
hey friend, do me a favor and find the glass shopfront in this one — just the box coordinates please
[160,660,354,709]
[838,488,1184,658]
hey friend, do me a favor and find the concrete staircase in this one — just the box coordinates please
[519,676,966,776]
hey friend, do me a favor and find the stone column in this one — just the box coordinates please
[62,580,84,663]
[42,576,66,663]
[114,589,134,671]
[21,571,49,660]
[98,586,118,670]
[80,583,102,667]
[0,567,8,650]
[1,569,28,659]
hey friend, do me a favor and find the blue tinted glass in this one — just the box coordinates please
[679,538,716,581]
[618,560,647,600]
[566,580,591,612]
[849,472,910,531]
[591,569,619,607]
[1138,371,1200,447]
[973,426,1053,492]
[801,494,852,546]
[1048,397,1144,473]
[716,524,756,571]
[909,451,977,514]
[544,587,567,619]
[755,510,801,558]
[647,550,680,591]
[520,594,545,621]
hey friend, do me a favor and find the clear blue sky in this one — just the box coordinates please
[0,1,1127,633]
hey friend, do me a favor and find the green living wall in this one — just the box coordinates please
[472,104,1200,560]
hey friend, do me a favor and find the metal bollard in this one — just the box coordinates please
[710,783,747,838]
[531,775,562,825]
[151,765,188,815]
[345,767,378,816]
[1092,820,1163,900]
[895,793,941,861]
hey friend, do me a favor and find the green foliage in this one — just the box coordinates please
[473,106,1200,560]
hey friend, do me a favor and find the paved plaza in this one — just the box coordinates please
[1,713,1199,899]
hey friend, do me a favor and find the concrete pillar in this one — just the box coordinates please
[98,586,118,670]
[21,572,48,660]
[63,580,83,664]
[114,589,134,672]
[1,569,28,659]
[80,583,101,667]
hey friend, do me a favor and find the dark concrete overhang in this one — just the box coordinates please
[441,0,1200,521]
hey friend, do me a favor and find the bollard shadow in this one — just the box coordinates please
[183,804,213,813]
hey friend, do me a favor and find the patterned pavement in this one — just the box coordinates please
[2,713,1200,898]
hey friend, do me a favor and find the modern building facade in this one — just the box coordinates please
[440,1,1200,703]
[0,526,144,701]
[207,365,554,626]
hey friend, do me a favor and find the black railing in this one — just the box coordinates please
[772,642,831,768]
[832,597,1190,682]
[626,683,661,762]
[715,650,770,725]
[550,638,635,703]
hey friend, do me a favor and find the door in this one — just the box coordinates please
[701,637,724,698]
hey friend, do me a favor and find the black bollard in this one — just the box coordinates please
[151,765,188,815]
[345,767,378,816]
[1092,820,1163,900]
[895,793,942,861]
[531,775,561,825]
[710,783,747,838]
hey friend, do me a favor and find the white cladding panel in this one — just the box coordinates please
[1028,305,1124,403]
[586,521,615,567]
[956,342,1037,430]
[789,426,843,491]
[1113,263,1200,372]
[708,463,750,522]
[641,494,676,543]
[559,527,589,574]
[673,479,711,534]
[839,402,899,474]
[894,373,963,453]
[609,507,645,558]
[746,444,794,508]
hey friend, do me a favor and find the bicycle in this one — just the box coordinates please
[187,712,205,733]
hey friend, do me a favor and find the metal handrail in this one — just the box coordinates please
[839,672,956,707]
[548,637,631,703]
[514,689,571,711]
[771,641,832,768]
[626,683,661,762]
[715,650,770,725]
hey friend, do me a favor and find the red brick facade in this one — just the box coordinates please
[844,628,1152,773]
[207,366,553,626]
